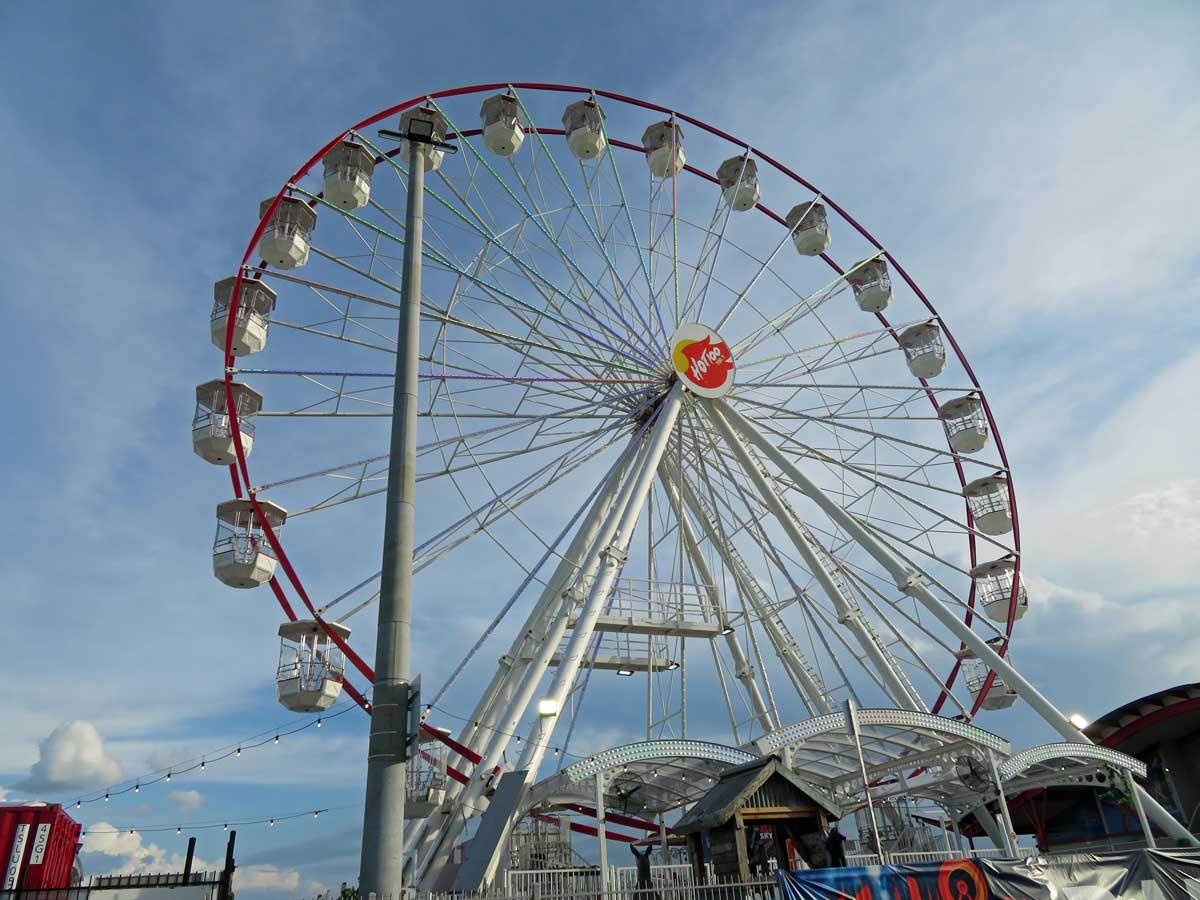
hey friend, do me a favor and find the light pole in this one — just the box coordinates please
[359,111,456,899]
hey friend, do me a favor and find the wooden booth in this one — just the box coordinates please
[673,756,842,880]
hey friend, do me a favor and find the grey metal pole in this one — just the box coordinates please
[986,752,1018,856]
[846,700,885,862]
[596,772,609,893]
[359,138,425,898]
[1126,769,1156,848]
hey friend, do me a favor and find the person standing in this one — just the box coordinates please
[825,822,848,868]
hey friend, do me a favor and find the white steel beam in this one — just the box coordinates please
[705,402,922,711]
[713,398,1200,847]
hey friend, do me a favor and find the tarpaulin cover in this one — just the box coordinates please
[778,850,1200,900]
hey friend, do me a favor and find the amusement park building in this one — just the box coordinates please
[996,683,1200,850]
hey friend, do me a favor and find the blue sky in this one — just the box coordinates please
[2,1,1199,896]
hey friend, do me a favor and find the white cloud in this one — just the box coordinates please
[13,721,121,793]
[234,865,302,892]
[82,824,302,893]
[167,790,204,814]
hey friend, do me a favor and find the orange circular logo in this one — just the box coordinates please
[937,859,987,900]
[669,324,735,398]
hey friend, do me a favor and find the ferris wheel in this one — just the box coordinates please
[194,83,1052,887]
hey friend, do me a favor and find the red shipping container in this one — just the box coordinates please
[1,804,82,890]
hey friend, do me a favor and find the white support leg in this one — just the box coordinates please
[416,441,652,890]
[713,398,1200,848]
[473,383,687,889]
[706,401,922,710]
[408,454,636,874]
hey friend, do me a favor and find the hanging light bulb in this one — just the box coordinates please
[129,829,134,835]
[134,784,140,793]
[166,772,172,783]
[104,793,109,802]
[76,801,81,809]
[200,760,205,771]
[274,735,280,745]
[235,747,241,757]
[177,827,182,835]
[313,811,319,818]
[223,824,228,831]
[316,718,322,728]
[269,819,275,827]
[553,747,559,757]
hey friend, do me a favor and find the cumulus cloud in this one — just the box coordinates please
[82,826,301,892]
[167,790,204,814]
[14,721,121,793]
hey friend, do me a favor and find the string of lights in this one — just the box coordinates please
[79,804,362,836]
[67,697,366,810]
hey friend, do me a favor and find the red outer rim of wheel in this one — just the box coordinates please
[218,82,1020,722]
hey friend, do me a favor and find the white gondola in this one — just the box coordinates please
[716,155,761,211]
[322,140,375,210]
[848,258,892,312]
[640,120,685,178]
[963,474,1013,536]
[784,201,831,256]
[407,737,450,818]
[972,559,1028,623]
[276,619,349,712]
[210,276,276,356]
[258,196,316,270]
[898,322,946,379]
[479,93,524,157]
[192,380,262,465]
[965,660,1019,711]
[212,498,286,588]
[937,394,989,453]
[561,99,607,160]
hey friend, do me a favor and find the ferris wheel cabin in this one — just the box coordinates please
[398,106,450,172]
[322,140,375,211]
[965,659,1020,710]
[964,474,1013,536]
[898,322,947,379]
[192,380,262,465]
[276,619,350,713]
[848,258,892,312]
[641,120,686,178]
[212,498,286,589]
[972,558,1028,623]
[785,201,832,256]
[479,93,524,157]
[717,155,762,211]
[938,394,989,453]
[562,99,607,160]
[210,276,276,356]
[258,196,317,270]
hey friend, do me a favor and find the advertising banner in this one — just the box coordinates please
[779,850,1200,900]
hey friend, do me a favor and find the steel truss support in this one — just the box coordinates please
[659,470,777,734]
[705,402,922,711]
[667,470,832,717]
[711,398,1200,848]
